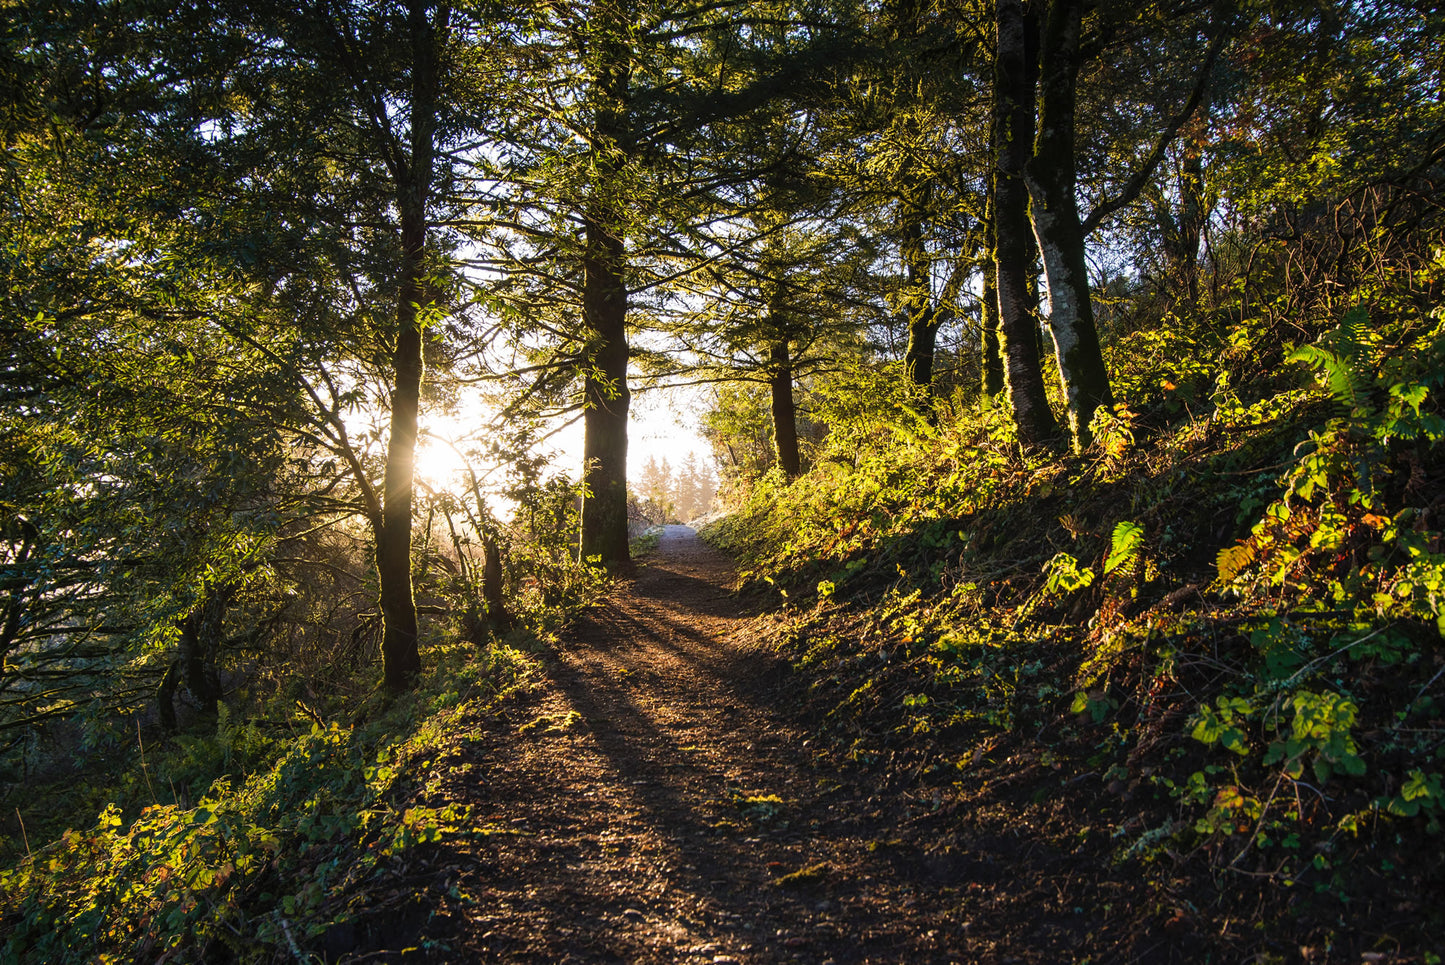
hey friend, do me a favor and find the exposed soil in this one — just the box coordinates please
[368,526,1194,963]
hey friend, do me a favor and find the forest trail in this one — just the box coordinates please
[406,525,1005,964]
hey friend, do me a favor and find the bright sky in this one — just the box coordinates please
[412,384,713,495]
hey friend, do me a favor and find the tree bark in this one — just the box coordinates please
[769,339,801,478]
[900,184,940,400]
[482,532,511,632]
[578,208,632,566]
[992,0,1059,445]
[158,660,180,733]
[1165,106,1209,307]
[981,236,1004,401]
[577,8,633,570]
[179,587,229,709]
[1027,0,1114,451]
[378,0,440,691]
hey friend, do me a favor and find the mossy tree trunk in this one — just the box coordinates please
[1163,107,1209,307]
[980,192,1005,401]
[992,0,1059,445]
[900,182,940,401]
[482,532,511,632]
[1026,0,1115,450]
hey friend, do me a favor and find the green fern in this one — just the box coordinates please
[1289,306,1376,411]
[1105,521,1146,576]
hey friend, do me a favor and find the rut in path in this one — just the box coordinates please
[403,526,1036,964]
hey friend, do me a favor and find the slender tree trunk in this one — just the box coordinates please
[157,660,180,732]
[901,184,940,400]
[981,193,1004,401]
[769,339,801,478]
[482,532,510,632]
[1168,106,1209,307]
[1027,0,1114,451]
[1176,146,1205,306]
[981,255,1004,400]
[378,0,440,690]
[0,520,36,663]
[1026,252,1047,361]
[993,0,1059,444]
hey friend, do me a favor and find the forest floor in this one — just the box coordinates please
[365,526,1219,963]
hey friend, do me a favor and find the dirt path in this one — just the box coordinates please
[408,525,983,963]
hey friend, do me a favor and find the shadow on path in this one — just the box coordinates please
[407,527,990,964]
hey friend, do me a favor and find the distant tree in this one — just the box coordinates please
[674,453,718,521]
[635,455,677,524]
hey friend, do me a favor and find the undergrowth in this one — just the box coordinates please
[704,284,1445,957]
[0,638,539,964]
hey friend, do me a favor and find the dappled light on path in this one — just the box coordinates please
[414,526,979,963]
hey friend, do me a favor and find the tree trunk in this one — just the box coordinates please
[577,10,633,570]
[179,587,228,709]
[480,532,511,632]
[1166,106,1209,307]
[992,0,1059,445]
[378,0,440,691]
[1175,145,1205,306]
[980,193,1005,402]
[578,205,632,567]
[900,185,939,400]
[981,259,1004,401]
[770,340,801,478]
[157,660,180,733]
[1027,0,1114,451]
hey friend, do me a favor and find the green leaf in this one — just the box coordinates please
[1105,521,1145,575]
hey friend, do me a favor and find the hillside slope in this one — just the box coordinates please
[703,307,1445,960]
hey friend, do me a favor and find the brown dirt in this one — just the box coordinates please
[366,526,1178,963]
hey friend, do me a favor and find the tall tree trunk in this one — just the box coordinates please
[769,339,801,478]
[1166,105,1210,307]
[993,0,1059,445]
[578,209,632,566]
[901,183,939,400]
[157,661,181,732]
[1175,145,1205,306]
[1027,0,1114,451]
[378,0,440,691]
[980,193,1005,401]
[577,8,633,570]
[981,259,1004,401]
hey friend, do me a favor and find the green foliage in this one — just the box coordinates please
[0,642,536,963]
[1104,521,1146,576]
[1262,691,1366,784]
[1287,307,1377,414]
[1088,405,1138,472]
[1191,696,1254,757]
[1379,770,1444,830]
[1043,553,1095,596]
[707,230,1445,940]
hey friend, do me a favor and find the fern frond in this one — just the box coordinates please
[1105,520,1145,575]
[1289,307,1378,412]
[1216,542,1256,583]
